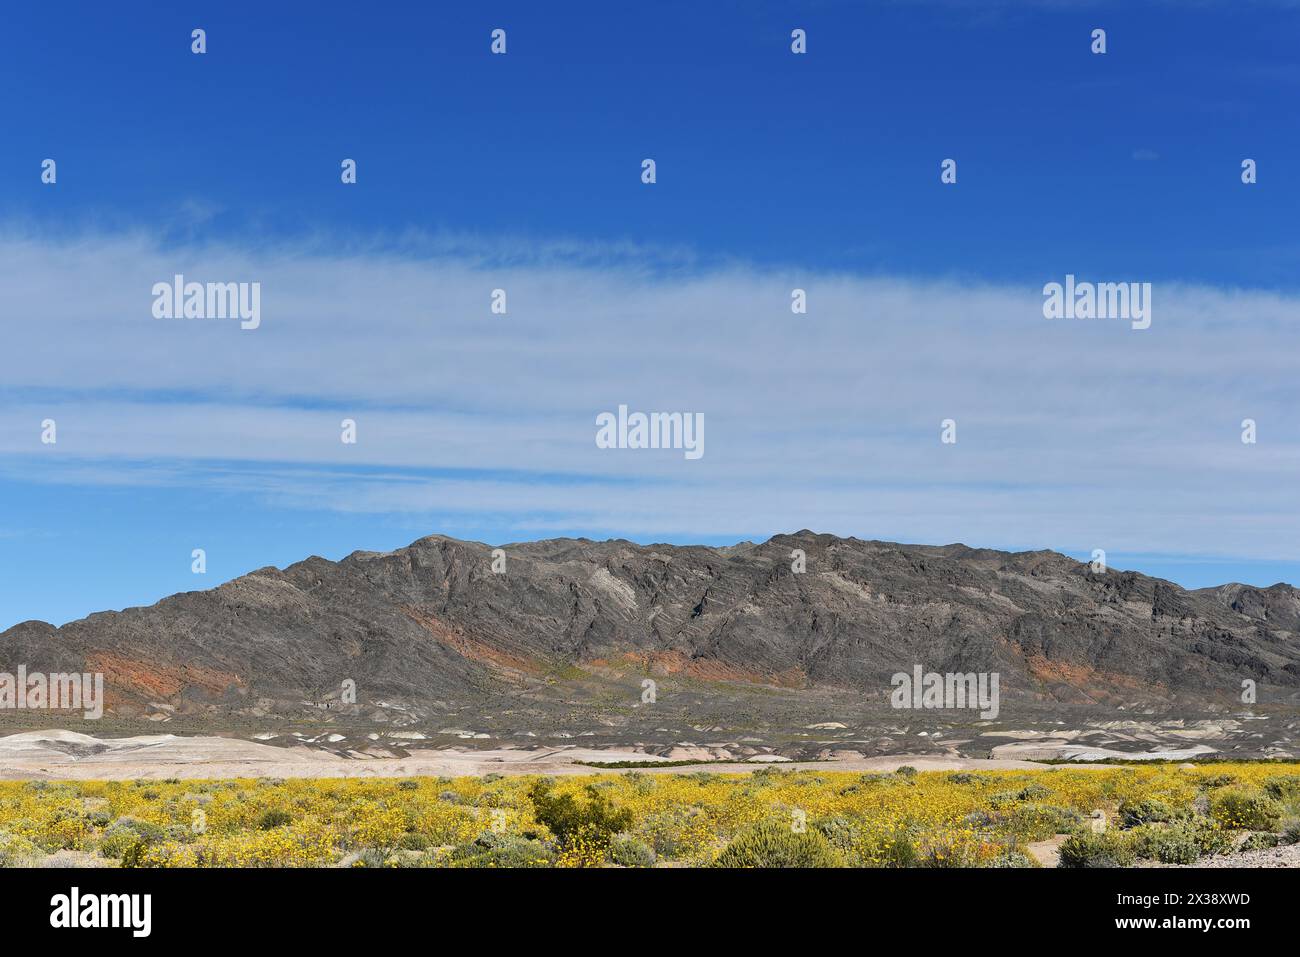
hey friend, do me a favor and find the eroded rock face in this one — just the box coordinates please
[2,531,1298,718]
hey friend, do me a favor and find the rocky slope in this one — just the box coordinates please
[2,532,1299,723]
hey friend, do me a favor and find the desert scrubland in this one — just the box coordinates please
[3,762,1299,869]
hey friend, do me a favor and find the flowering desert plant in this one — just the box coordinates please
[0,762,1295,868]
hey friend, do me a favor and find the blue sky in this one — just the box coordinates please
[3,0,1300,626]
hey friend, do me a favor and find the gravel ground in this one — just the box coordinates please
[1139,840,1300,868]
[1184,843,1300,868]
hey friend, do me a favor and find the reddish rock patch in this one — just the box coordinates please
[86,652,244,701]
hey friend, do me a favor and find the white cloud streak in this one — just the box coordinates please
[1,229,1298,559]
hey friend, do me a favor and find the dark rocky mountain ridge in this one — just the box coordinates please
[2,531,1299,724]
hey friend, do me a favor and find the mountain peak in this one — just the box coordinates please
[3,532,1297,725]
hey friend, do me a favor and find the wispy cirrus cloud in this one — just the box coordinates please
[1,228,1298,560]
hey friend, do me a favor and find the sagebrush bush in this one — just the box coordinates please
[257,809,293,830]
[1130,824,1199,864]
[812,816,869,865]
[1197,773,1237,791]
[1210,787,1282,830]
[919,834,986,867]
[631,806,704,858]
[1262,775,1300,800]
[1006,802,1082,841]
[1240,832,1280,852]
[608,833,656,867]
[812,815,915,867]
[1119,797,1179,829]
[0,832,41,868]
[352,847,393,868]
[99,817,167,859]
[963,809,1000,830]
[1188,818,1235,857]
[715,821,842,868]
[449,832,554,868]
[1059,831,1136,868]
[985,849,1037,868]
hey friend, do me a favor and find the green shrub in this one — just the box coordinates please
[866,829,919,868]
[398,833,431,851]
[1210,787,1282,831]
[397,780,419,791]
[256,809,293,830]
[686,771,720,786]
[1197,773,1237,791]
[1132,817,1233,860]
[920,835,984,867]
[1279,818,1300,845]
[99,817,166,860]
[528,781,632,851]
[1058,831,1136,868]
[1119,798,1180,829]
[384,851,443,868]
[894,766,918,778]
[812,816,868,865]
[449,832,554,868]
[1006,803,1083,841]
[621,770,652,790]
[1240,832,1280,852]
[1188,819,1235,857]
[608,834,656,868]
[962,810,1000,830]
[163,823,194,844]
[1262,775,1300,800]
[0,832,41,868]
[1017,783,1052,802]
[1131,824,1199,864]
[635,806,706,859]
[1131,818,1234,862]
[985,849,1037,868]
[714,820,842,868]
[352,847,394,868]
